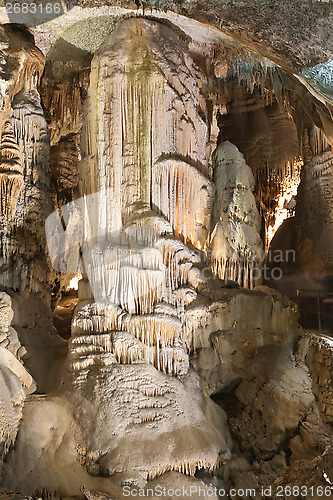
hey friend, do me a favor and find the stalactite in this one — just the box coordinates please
[155,236,200,297]
[146,457,219,480]
[309,125,332,157]
[183,306,210,353]
[69,227,205,379]
[112,331,147,365]
[123,314,181,347]
[231,56,267,96]
[226,50,290,108]
[70,310,189,377]
[71,302,123,336]
[0,121,24,219]
[152,160,213,248]
[211,253,260,289]
[119,313,188,375]
[85,243,165,314]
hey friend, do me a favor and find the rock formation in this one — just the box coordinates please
[0,293,35,465]
[0,3,331,500]
[210,141,263,287]
[0,121,23,220]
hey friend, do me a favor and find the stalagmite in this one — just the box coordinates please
[80,17,210,234]
[0,293,35,463]
[210,141,263,288]
[55,17,234,489]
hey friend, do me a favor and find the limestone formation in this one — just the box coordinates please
[0,24,44,222]
[296,126,333,268]
[230,345,314,460]
[0,121,23,219]
[185,286,301,394]
[0,4,331,500]
[0,293,35,466]
[210,141,263,288]
[307,335,333,424]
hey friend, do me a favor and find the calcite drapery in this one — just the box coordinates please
[152,159,213,248]
[0,24,45,222]
[0,121,23,219]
